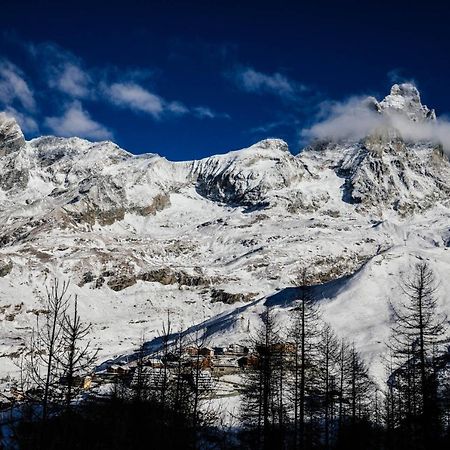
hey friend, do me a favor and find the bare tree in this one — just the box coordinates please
[27,279,70,420]
[241,306,283,449]
[318,324,339,449]
[131,336,148,402]
[158,310,172,409]
[58,296,97,410]
[287,270,321,448]
[388,262,449,441]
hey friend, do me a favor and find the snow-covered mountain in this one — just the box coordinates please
[1,84,449,383]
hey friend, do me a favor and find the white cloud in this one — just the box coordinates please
[303,97,384,142]
[302,96,450,156]
[105,82,224,120]
[167,100,189,115]
[45,101,112,140]
[193,106,215,118]
[231,66,304,100]
[17,39,229,126]
[193,106,229,119]
[51,62,91,98]
[106,82,165,117]
[387,69,416,87]
[27,42,92,99]
[0,60,36,111]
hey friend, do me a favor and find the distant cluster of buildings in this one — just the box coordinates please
[1,342,289,409]
[99,343,259,391]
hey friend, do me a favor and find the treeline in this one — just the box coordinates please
[5,289,224,450]
[240,262,450,450]
[240,280,378,449]
[1,262,449,450]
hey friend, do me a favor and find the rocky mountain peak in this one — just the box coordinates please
[251,138,290,153]
[0,112,26,156]
[379,83,436,122]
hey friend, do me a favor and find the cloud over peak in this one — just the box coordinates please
[302,87,450,155]
[45,101,112,140]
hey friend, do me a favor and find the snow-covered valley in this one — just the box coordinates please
[1,83,450,387]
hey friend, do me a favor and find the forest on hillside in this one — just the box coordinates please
[1,262,449,450]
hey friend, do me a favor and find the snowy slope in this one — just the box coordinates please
[0,84,449,385]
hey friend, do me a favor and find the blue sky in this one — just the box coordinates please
[1,0,449,160]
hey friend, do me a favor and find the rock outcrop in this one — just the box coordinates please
[0,113,25,156]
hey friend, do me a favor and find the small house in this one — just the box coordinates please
[227,344,249,355]
[198,347,214,357]
[238,354,259,369]
[213,346,226,355]
[211,357,240,376]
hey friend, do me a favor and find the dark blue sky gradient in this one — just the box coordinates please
[1,0,449,159]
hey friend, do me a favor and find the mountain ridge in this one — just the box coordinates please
[1,84,449,385]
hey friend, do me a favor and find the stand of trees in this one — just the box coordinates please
[9,298,224,450]
[240,263,449,450]
[2,262,450,450]
[240,299,376,449]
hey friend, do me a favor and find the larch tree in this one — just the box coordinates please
[27,279,70,420]
[287,271,322,448]
[388,262,449,442]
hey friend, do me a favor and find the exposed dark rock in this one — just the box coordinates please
[0,114,25,156]
[101,270,115,277]
[139,268,177,285]
[0,169,29,191]
[78,271,95,287]
[94,276,105,289]
[133,193,171,216]
[0,258,13,277]
[210,288,257,304]
[107,275,137,291]
[139,268,211,286]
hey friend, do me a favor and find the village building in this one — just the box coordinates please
[237,354,259,369]
[143,357,164,368]
[226,344,249,355]
[210,357,240,376]
[198,347,214,357]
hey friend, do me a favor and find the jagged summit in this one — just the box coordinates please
[1,90,450,392]
[0,112,25,156]
[192,138,303,206]
[379,83,436,122]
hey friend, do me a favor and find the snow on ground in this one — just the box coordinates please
[1,83,450,399]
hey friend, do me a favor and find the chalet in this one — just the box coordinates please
[227,344,249,355]
[185,346,198,356]
[144,357,164,368]
[198,347,214,357]
[237,354,259,369]
[59,374,93,389]
[213,346,226,355]
[210,357,239,376]
[83,375,92,390]
[184,356,212,370]
[107,364,131,376]
[185,346,215,357]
